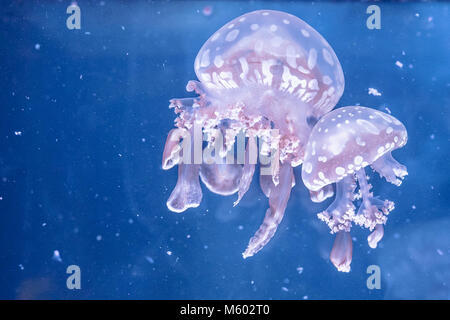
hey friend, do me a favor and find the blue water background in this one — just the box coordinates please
[0,1,449,299]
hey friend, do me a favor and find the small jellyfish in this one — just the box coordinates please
[163,10,345,258]
[301,106,408,272]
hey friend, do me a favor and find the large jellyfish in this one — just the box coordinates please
[301,106,408,271]
[163,9,344,258]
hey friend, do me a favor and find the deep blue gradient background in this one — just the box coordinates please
[0,1,449,299]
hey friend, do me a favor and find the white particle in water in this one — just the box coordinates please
[52,250,62,262]
[368,88,382,96]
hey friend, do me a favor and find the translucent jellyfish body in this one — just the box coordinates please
[163,10,345,259]
[302,106,408,272]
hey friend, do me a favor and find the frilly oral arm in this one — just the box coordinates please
[353,168,394,248]
[317,175,357,233]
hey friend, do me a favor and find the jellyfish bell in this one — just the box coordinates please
[194,9,345,120]
[163,9,345,259]
[301,106,408,271]
[302,106,407,192]
[199,162,243,196]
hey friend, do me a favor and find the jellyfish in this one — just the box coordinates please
[162,9,345,258]
[301,106,408,272]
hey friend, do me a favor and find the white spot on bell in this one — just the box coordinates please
[322,75,332,85]
[354,156,363,165]
[226,29,239,42]
[307,49,317,70]
[201,73,211,82]
[322,48,334,66]
[211,32,220,42]
[297,65,310,74]
[214,55,224,68]
[335,167,345,175]
[239,57,249,79]
[250,24,259,31]
[200,49,210,67]
[308,79,319,91]
[286,46,297,68]
[301,29,310,37]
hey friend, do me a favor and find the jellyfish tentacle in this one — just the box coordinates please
[371,152,408,186]
[259,169,273,198]
[310,184,334,203]
[242,163,293,258]
[317,175,357,233]
[169,97,201,112]
[186,80,219,101]
[330,231,353,272]
[162,128,187,170]
[167,163,203,213]
[353,168,394,248]
[234,136,257,206]
[367,224,384,249]
[166,128,203,213]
